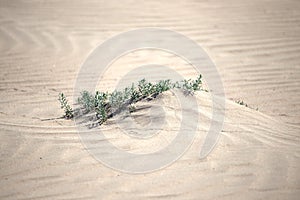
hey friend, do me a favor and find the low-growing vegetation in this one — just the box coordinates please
[58,93,74,119]
[235,99,259,111]
[59,75,204,125]
[235,99,248,107]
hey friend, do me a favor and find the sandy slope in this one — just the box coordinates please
[0,0,300,199]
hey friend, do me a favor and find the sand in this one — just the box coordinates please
[0,0,300,199]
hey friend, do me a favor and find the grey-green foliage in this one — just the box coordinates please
[156,79,172,94]
[77,91,94,112]
[138,79,155,97]
[128,105,136,113]
[58,93,73,119]
[130,84,141,102]
[94,91,108,123]
[235,99,248,107]
[181,74,202,94]
[59,75,204,124]
[235,99,259,111]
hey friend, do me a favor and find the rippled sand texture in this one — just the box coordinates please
[0,0,300,199]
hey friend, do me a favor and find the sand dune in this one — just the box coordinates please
[0,0,300,199]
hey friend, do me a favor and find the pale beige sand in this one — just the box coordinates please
[0,0,300,199]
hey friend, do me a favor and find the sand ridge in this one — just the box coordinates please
[0,0,300,199]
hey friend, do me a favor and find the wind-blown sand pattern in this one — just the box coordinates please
[0,0,300,199]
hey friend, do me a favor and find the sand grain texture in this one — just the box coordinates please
[0,0,300,199]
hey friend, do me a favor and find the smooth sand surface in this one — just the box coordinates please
[0,0,300,199]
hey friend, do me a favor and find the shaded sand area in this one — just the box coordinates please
[0,0,300,199]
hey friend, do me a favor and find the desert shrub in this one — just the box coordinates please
[109,91,125,109]
[235,99,248,107]
[94,91,108,122]
[128,105,136,113]
[181,74,202,94]
[58,93,73,119]
[155,79,172,94]
[59,75,204,124]
[77,90,94,112]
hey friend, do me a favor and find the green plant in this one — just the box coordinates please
[235,99,248,107]
[94,91,108,122]
[128,105,136,113]
[58,75,204,125]
[94,91,108,107]
[58,93,73,119]
[77,90,94,112]
[181,74,202,94]
[155,79,172,94]
[96,105,108,123]
[109,91,125,109]
[137,79,156,97]
[235,99,259,111]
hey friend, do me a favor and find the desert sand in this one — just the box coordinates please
[0,0,300,199]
